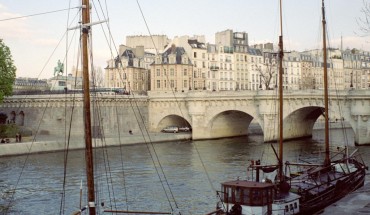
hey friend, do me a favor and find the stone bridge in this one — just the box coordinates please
[0,90,369,145]
[148,90,370,145]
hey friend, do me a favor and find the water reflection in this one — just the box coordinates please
[0,129,369,214]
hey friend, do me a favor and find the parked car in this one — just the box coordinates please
[178,126,191,132]
[161,126,179,133]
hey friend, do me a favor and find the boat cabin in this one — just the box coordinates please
[219,180,300,215]
[220,180,275,214]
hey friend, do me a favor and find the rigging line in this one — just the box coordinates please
[119,79,180,213]
[193,142,216,192]
[60,45,82,215]
[102,0,180,210]
[0,6,81,22]
[136,0,159,54]
[123,85,177,212]
[91,0,124,83]
[4,94,54,214]
[60,1,75,213]
[135,1,210,209]
[325,37,351,149]
[120,62,184,213]
[88,35,118,210]
[108,10,181,210]
[114,93,130,211]
[136,0,189,140]
[91,0,118,60]
[5,20,80,215]
[8,8,81,121]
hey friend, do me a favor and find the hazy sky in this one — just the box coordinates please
[1,0,369,79]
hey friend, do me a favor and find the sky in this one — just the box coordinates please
[1,0,370,79]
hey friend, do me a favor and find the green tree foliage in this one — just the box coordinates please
[0,39,16,103]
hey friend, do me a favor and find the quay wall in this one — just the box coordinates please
[0,133,192,157]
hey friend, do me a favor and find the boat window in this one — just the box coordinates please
[242,188,250,205]
[262,189,268,205]
[290,204,293,211]
[294,202,298,209]
[285,205,289,212]
[226,187,232,203]
[252,189,261,205]
[235,187,241,203]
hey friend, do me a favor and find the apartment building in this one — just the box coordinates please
[103,32,370,93]
[105,45,153,94]
[150,45,193,92]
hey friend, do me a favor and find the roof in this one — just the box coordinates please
[188,39,206,49]
[162,46,188,64]
[221,180,275,189]
[247,48,262,56]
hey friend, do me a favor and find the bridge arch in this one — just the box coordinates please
[206,110,257,139]
[156,114,191,132]
[283,106,326,140]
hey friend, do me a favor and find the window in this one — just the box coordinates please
[156,69,160,76]
[194,52,197,58]
[170,80,174,88]
[170,68,174,76]
[183,80,187,88]
[183,69,187,76]
[156,80,160,88]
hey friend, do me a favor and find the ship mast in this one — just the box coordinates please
[278,0,284,182]
[82,0,96,214]
[322,0,331,167]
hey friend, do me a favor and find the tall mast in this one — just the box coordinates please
[322,0,330,167]
[278,0,284,182]
[82,0,96,214]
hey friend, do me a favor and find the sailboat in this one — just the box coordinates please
[215,0,367,215]
[286,0,367,214]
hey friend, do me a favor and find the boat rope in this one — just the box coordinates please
[88,0,181,212]
[3,10,82,213]
[0,6,81,22]
[59,1,76,213]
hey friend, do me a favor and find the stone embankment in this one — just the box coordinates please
[0,132,192,157]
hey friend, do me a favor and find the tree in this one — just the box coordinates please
[0,39,16,102]
[255,54,278,90]
[91,66,104,88]
[357,0,370,35]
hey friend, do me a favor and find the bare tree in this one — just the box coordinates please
[357,0,370,35]
[255,54,278,90]
[91,66,104,88]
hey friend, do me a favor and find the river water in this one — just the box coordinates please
[0,128,369,215]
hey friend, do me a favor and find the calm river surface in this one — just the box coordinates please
[0,128,369,215]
